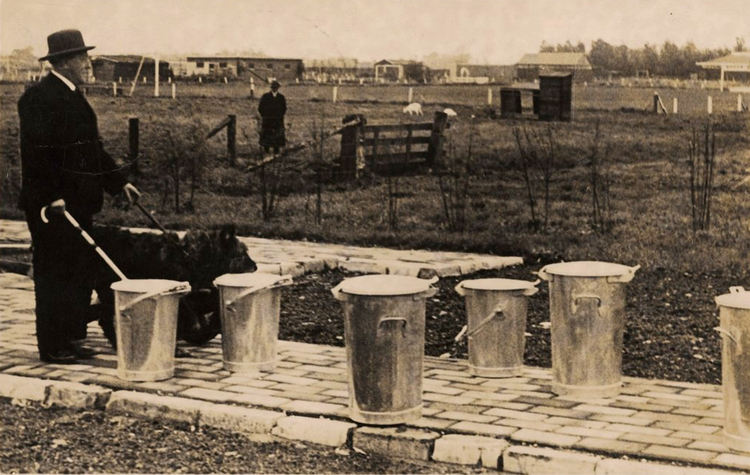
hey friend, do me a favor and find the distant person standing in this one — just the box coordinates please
[258,80,286,155]
[18,29,140,364]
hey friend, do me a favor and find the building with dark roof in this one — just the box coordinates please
[183,57,303,83]
[91,55,171,83]
[515,52,593,82]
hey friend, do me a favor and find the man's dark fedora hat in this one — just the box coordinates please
[270,80,281,88]
[39,29,95,61]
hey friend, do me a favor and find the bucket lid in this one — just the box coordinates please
[336,274,436,296]
[541,261,635,277]
[213,272,289,289]
[459,278,537,291]
[111,279,189,293]
[716,288,750,310]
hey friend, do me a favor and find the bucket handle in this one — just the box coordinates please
[571,293,602,316]
[225,275,293,308]
[730,286,747,294]
[331,282,346,301]
[537,266,551,281]
[119,284,191,313]
[415,287,438,300]
[607,265,641,283]
[455,304,505,341]
[455,282,467,296]
[456,280,540,297]
[378,316,408,337]
[714,326,743,355]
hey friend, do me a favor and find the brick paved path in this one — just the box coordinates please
[0,219,520,277]
[2,272,750,472]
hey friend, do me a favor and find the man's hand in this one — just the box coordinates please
[123,183,141,204]
[48,198,66,216]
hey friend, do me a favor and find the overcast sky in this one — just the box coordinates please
[1,0,748,63]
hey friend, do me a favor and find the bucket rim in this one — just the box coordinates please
[716,291,750,310]
[111,279,189,293]
[541,261,635,277]
[214,272,288,288]
[336,274,435,296]
[459,278,537,292]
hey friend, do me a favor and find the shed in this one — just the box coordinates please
[91,55,170,83]
[515,52,592,82]
[697,52,750,91]
[538,73,572,121]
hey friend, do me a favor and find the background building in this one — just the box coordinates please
[91,55,171,83]
[184,57,303,82]
[515,52,593,82]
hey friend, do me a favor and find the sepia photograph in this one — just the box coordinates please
[0,0,749,473]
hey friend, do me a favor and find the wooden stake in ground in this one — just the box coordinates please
[129,55,146,97]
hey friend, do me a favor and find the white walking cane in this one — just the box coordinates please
[41,206,127,280]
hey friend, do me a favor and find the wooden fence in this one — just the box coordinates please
[339,111,448,179]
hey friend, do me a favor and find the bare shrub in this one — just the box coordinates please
[689,119,717,232]
[512,122,557,231]
[435,121,476,232]
[587,122,614,233]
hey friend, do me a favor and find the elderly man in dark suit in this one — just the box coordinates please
[257,80,287,155]
[18,29,140,364]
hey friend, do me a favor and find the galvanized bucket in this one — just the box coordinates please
[455,278,539,378]
[111,279,191,381]
[332,274,438,425]
[214,273,293,374]
[715,286,750,453]
[539,261,639,398]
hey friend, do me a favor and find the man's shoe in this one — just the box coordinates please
[70,342,97,359]
[40,349,79,364]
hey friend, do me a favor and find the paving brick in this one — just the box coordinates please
[435,411,498,424]
[0,374,49,401]
[432,434,509,468]
[423,385,466,396]
[272,416,355,447]
[200,405,284,434]
[456,390,519,401]
[511,428,581,448]
[670,431,724,444]
[546,417,609,430]
[427,402,488,415]
[595,458,736,475]
[408,416,457,430]
[687,440,729,452]
[106,391,204,424]
[135,381,186,394]
[480,380,542,391]
[295,364,341,374]
[178,387,235,403]
[672,408,723,418]
[503,445,600,475]
[571,404,636,417]
[632,411,699,424]
[590,414,654,426]
[573,437,648,456]
[681,389,723,399]
[353,426,439,461]
[497,419,562,432]
[46,381,111,409]
[530,406,595,419]
[449,421,517,437]
[230,393,291,408]
[651,421,719,434]
[605,424,673,437]
[620,433,690,447]
[642,445,717,464]
[558,426,625,440]
[713,453,750,471]
[280,400,346,416]
[422,394,477,405]
[483,407,549,421]
[695,417,724,427]
[513,395,581,409]
[609,401,674,413]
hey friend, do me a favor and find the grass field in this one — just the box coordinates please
[2,82,749,275]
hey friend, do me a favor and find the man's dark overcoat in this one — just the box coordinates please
[18,73,127,355]
[258,91,287,149]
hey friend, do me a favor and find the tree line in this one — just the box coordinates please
[540,37,746,78]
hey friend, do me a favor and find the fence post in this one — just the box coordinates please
[112,81,117,97]
[739,94,743,112]
[129,117,139,173]
[154,56,160,97]
[653,92,659,114]
[227,114,237,166]
[488,88,493,105]
[427,111,448,168]
[673,97,678,114]
[333,86,338,103]
[338,115,365,180]
[172,82,176,99]
[408,87,413,103]
[708,96,713,115]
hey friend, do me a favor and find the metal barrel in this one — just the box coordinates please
[112,279,190,381]
[333,275,437,425]
[539,261,638,398]
[214,273,292,374]
[715,287,750,453]
[456,279,538,378]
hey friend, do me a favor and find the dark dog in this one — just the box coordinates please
[89,225,257,347]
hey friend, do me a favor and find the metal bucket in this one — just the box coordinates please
[539,261,639,398]
[332,275,438,425]
[455,279,539,377]
[213,273,293,374]
[715,286,750,453]
[111,279,190,381]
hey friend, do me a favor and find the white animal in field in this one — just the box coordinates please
[403,102,423,115]
[443,108,457,117]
